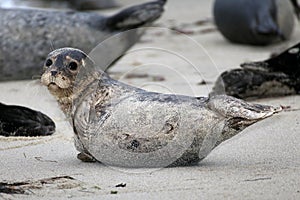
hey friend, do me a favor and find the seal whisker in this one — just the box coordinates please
[49,40,55,51]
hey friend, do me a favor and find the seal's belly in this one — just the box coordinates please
[76,97,224,168]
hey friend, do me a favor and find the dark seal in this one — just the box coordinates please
[41,48,281,168]
[0,0,166,81]
[213,0,300,45]
[211,42,300,99]
[0,103,55,137]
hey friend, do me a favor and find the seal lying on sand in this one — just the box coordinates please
[213,0,300,45]
[40,0,119,10]
[41,48,280,168]
[0,0,118,11]
[0,103,55,137]
[212,42,300,100]
[0,0,166,81]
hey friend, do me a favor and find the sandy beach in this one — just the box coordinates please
[1,0,300,199]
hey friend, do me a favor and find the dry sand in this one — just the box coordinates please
[1,0,300,199]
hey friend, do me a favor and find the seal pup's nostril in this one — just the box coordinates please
[51,71,58,76]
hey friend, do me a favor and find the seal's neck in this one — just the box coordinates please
[51,88,74,117]
[54,72,101,116]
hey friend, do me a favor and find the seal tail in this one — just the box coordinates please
[106,0,167,31]
[0,103,55,137]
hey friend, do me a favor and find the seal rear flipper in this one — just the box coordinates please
[207,95,281,120]
[106,0,166,31]
[290,0,300,19]
[207,95,281,146]
[0,103,55,137]
[241,42,300,76]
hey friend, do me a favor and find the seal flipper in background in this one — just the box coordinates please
[211,42,300,99]
[254,0,284,39]
[211,69,297,99]
[0,103,55,137]
[290,0,300,19]
[106,0,167,31]
[241,42,300,77]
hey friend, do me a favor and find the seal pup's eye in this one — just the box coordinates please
[45,59,52,67]
[68,62,78,71]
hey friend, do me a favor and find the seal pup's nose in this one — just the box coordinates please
[51,71,58,76]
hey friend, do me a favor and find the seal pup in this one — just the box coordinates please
[211,42,300,99]
[0,0,166,81]
[213,0,298,45]
[41,48,280,168]
[0,103,55,137]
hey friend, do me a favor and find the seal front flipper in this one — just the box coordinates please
[0,103,55,137]
[77,152,97,162]
[106,0,167,30]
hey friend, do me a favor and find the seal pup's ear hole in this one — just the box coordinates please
[45,59,53,67]
[68,62,78,71]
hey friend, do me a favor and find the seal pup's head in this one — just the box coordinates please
[41,48,97,113]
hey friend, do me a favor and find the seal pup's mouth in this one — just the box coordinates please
[48,82,60,90]
[41,73,72,89]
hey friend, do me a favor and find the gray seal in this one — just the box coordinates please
[213,0,300,45]
[0,0,119,11]
[0,0,166,81]
[41,48,281,168]
[41,0,119,11]
[211,42,300,100]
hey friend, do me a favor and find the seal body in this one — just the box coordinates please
[0,103,55,137]
[42,0,119,10]
[0,0,166,81]
[41,48,280,168]
[68,0,118,10]
[212,42,300,99]
[213,0,296,45]
[0,0,118,11]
